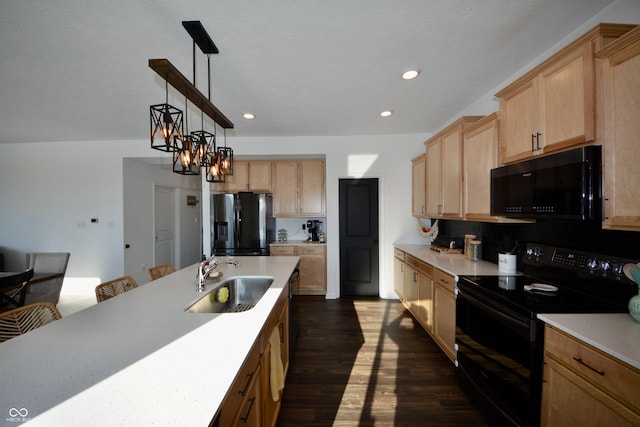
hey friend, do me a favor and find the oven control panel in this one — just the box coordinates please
[524,243,636,282]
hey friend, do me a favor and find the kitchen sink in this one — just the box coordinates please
[185,276,274,314]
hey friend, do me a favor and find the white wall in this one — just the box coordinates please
[0,135,424,299]
[123,158,201,286]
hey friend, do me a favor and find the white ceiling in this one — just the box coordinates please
[0,0,620,144]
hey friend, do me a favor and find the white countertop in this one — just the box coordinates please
[538,313,640,370]
[0,256,300,426]
[394,244,518,278]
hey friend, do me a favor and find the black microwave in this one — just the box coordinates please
[490,146,601,220]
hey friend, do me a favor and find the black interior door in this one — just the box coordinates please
[339,178,379,296]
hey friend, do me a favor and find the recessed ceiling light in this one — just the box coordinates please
[402,69,420,80]
[243,113,255,119]
[380,110,393,117]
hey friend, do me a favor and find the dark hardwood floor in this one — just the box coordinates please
[277,297,493,427]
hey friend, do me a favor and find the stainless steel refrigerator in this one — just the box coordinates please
[211,193,275,256]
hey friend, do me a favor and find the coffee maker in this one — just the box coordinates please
[306,220,322,242]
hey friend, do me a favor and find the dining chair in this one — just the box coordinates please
[0,268,34,309]
[0,302,62,343]
[25,252,70,305]
[146,263,176,281]
[95,276,138,303]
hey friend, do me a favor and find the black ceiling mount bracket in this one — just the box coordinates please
[182,21,219,54]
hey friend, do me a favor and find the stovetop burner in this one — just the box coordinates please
[458,243,638,318]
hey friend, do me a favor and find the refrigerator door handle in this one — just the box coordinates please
[234,195,241,247]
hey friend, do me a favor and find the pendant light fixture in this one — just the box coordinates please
[217,128,234,176]
[149,21,235,174]
[173,96,200,175]
[206,122,225,183]
[150,79,183,152]
[191,109,215,169]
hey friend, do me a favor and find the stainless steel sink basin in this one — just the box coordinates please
[185,276,274,314]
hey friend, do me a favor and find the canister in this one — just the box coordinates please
[464,234,477,260]
[469,240,482,262]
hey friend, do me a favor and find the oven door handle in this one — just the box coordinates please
[458,287,533,338]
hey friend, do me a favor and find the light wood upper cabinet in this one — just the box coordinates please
[224,160,272,193]
[496,24,635,165]
[596,26,640,232]
[299,160,325,217]
[463,113,499,221]
[272,160,325,217]
[425,116,482,219]
[411,154,426,217]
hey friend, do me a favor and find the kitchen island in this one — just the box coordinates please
[0,256,299,426]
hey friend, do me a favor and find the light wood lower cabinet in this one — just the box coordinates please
[218,341,262,427]
[393,248,406,303]
[270,244,326,295]
[432,269,456,362]
[216,284,291,427]
[541,325,640,426]
[395,248,454,363]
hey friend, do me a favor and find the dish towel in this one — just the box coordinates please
[269,326,285,401]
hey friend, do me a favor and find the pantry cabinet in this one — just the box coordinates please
[272,160,325,217]
[596,26,640,232]
[411,154,426,217]
[541,326,640,426]
[425,117,482,219]
[224,160,273,193]
[496,23,635,165]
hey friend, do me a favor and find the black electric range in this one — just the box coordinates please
[455,243,637,427]
[459,243,637,318]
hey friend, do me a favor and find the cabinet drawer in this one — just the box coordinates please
[219,342,261,427]
[394,248,405,261]
[296,245,325,255]
[433,269,455,293]
[405,255,433,278]
[270,246,295,256]
[545,326,640,411]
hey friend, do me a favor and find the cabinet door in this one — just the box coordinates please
[248,160,272,192]
[464,114,499,221]
[499,79,538,164]
[404,265,419,315]
[296,246,326,295]
[441,127,463,218]
[433,269,456,362]
[299,160,325,217]
[425,139,442,217]
[393,256,405,302]
[272,161,299,217]
[599,31,640,231]
[417,271,433,334]
[224,160,249,192]
[541,356,639,427]
[412,155,426,217]
[231,367,261,427]
[538,44,594,154]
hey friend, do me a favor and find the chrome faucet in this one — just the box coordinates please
[197,256,219,292]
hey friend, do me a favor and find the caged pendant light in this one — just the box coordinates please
[206,122,225,183]
[150,79,183,152]
[173,97,200,175]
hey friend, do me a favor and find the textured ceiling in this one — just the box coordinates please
[0,0,619,143]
